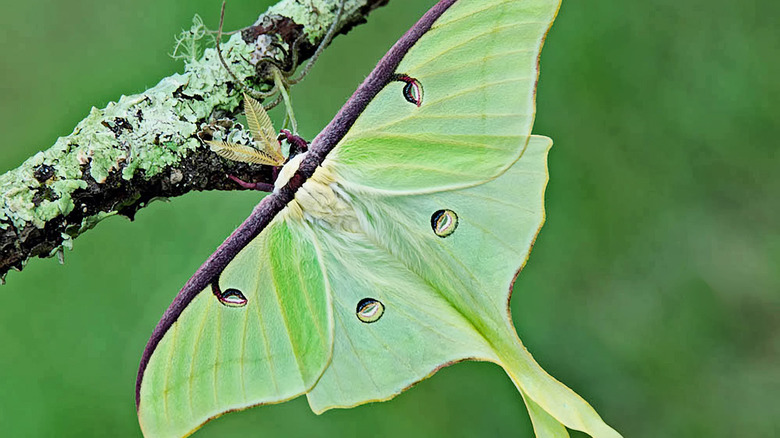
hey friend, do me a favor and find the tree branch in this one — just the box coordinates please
[0,0,388,281]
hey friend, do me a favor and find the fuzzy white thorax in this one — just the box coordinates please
[276,152,361,233]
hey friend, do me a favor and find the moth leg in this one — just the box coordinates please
[279,129,309,157]
[227,174,275,192]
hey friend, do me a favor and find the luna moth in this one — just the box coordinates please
[136,0,623,437]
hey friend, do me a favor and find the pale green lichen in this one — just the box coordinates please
[60,233,73,251]
[266,0,351,44]
[171,14,210,64]
[1,0,365,261]
[0,32,254,231]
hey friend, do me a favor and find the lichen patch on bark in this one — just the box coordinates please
[0,0,390,279]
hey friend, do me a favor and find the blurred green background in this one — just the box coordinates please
[1,0,777,436]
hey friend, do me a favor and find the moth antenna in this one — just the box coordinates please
[243,92,286,163]
[289,0,346,84]
[206,140,283,166]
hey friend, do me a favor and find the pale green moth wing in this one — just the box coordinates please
[304,138,553,411]
[328,0,558,193]
[308,137,620,438]
[137,215,332,438]
[138,0,624,437]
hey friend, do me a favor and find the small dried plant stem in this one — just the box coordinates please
[216,1,280,104]
[290,0,347,84]
[273,68,298,133]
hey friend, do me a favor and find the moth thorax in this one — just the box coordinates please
[292,166,361,233]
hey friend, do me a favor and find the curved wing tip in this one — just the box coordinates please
[530,134,553,144]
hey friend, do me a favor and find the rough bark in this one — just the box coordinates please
[0,0,388,281]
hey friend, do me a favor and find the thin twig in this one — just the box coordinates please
[216,1,279,102]
[290,0,347,84]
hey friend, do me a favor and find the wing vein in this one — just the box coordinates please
[433,0,543,29]
[187,300,213,418]
[266,230,308,387]
[404,22,535,72]
[162,322,179,423]
[212,304,222,405]
[349,78,529,135]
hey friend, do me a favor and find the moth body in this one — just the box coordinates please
[278,153,361,233]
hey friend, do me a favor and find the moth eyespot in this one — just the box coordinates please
[219,289,248,307]
[356,298,385,323]
[402,80,423,106]
[431,209,458,238]
[391,74,423,107]
[212,282,248,308]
